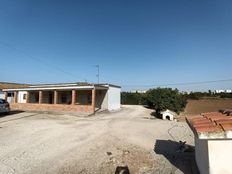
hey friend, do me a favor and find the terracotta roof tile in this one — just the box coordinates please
[186,111,232,139]
[214,119,232,125]
[185,115,202,122]
[192,118,212,125]
[194,122,216,128]
[219,123,232,131]
[206,116,229,121]
[201,112,221,116]
[195,125,222,133]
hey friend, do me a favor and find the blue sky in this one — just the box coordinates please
[0,0,232,91]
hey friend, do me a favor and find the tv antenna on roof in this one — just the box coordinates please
[94,65,100,84]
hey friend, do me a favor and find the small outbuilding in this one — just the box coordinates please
[186,112,232,174]
[2,82,121,114]
[160,109,177,121]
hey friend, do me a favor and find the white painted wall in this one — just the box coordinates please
[195,137,232,174]
[162,113,174,121]
[208,140,232,174]
[107,86,121,111]
[18,91,27,103]
[0,91,4,99]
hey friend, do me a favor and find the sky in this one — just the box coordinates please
[0,0,232,91]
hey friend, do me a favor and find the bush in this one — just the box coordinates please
[121,92,145,105]
[145,88,187,114]
[220,93,232,98]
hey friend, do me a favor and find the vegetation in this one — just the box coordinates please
[145,88,187,114]
[183,91,232,100]
[121,88,232,115]
[121,92,145,105]
[121,88,187,114]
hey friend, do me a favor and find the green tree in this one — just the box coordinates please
[146,88,187,115]
[121,92,145,105]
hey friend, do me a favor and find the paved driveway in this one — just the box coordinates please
[0,105,196,174]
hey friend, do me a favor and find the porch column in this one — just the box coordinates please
[54,90,58,104]
[91,88,96,113]
[14,91,18,103]
[39,91,43,104]
[4,92,7,100]
[26,91,29,103]
[71,89,76,105]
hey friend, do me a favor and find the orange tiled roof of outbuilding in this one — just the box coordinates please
[186,110,232,139]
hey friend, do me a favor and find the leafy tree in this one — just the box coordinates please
[121,92,145,105]
[145,88,187,115]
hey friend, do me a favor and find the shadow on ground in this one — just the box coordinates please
[150,111,162,119]
[0,110,24,117]
[154,139,199,174]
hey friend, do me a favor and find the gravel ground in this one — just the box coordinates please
[0,105,196,174]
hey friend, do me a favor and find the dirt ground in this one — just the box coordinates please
[0,105,196,174]
[183,98,232,115]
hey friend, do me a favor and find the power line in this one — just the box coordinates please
[121,78,232,87]
[0,41,85,81]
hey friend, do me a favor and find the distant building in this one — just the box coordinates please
[215,90,225,93]
[180,91,191,94]
[215,89,232,93]
[130,90,147,93]
[225,89,232,93]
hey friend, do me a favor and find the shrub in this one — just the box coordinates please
[145,88,187,114]
[121,92,145,105]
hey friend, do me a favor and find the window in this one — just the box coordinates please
[23,94,27,100]
[7,93,14,97]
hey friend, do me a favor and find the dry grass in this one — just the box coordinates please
[182,98,232,115]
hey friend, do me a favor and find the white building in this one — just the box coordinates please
[160,109,177,121]
[187,112,232,173]
[225,89,232,93]
[215,89,232,93]
[2,82,121,114]
[130,90,147,93]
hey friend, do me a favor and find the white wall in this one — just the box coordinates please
[162,113,174,121]
[208,140,232,174]
[18,91,27,103]
[0,91,4,99]
[195,137,232,174]
[107,86,121,111]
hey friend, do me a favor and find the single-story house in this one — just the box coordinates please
[0,82,29,100]
[2,82,121,114]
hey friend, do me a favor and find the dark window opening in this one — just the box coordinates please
[7,93,14,97]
